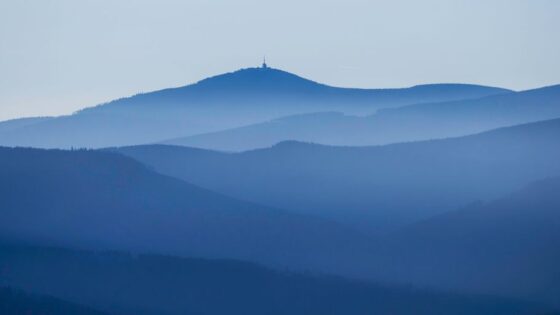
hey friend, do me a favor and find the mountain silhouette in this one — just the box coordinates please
[372,176,560,307]
[0,244,552,315]
[0,117,53,134]
[0,146,374,276]
[117,118,560,234]
[161,111,356,151]
[0,66,510,148]
[0,287,110,315]
[162,84,560,151]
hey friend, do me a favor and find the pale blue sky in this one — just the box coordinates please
[1,0,559,120]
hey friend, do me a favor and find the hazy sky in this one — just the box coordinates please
[1,0,559,120]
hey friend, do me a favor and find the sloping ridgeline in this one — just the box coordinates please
[0,67,509,148]
[0,244,552,315]
[117,118,560,234]
[162,84,560,151]
[0,146,376,277]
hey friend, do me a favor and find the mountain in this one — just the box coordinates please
[0,117,53,133]
[369,83,560,144]
[162,111,360,151]
[0,287,111,315]
[0,66,510,149]
[0,146,375,276]
[162,84,560,151]
[116,118,560,234]
[372,176,560,307]
[0,244,552,315]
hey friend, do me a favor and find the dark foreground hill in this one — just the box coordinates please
[117,118,560,234]
[163,84,560,151]
[0,146,374,276]
[372,176,560,307]
[0,245,552,315]
[0,287,110,315]
[0,66,509,148]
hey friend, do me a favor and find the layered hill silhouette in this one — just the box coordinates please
[372,176,560,307]
[163,84,560,151]
[162,111,358,151]
[0,66,509,148]
[0,287,110,315]
[117,118,560,234]
[0,117,53,134]
[2,63,559,314]
[0,146,375,276]
[0,244,552,315]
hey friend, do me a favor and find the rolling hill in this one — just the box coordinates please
[0,146,374,276]
[163,84,560,151]
[0,244,552,315]
[0,117,54,133]
[0,287,110,315]
[372,176,560,307]
[117,118,560,234]
[0,66,509,149]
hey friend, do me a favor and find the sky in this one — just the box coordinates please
[0,0,559,121]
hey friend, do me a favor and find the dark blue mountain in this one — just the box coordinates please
[117,118,560,235]
[0,287,110,315]
[0,66,509,148]
[162,84,560,151]
[115,122,560,307]
[0,146,374,276]
[0,244,552,315]
[373,176,560,307]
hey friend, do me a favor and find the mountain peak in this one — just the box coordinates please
[191,66,325,92]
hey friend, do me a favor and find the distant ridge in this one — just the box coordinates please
[0,117,53,133]
[0,65,510,149]
[79,66,511,116]
[117,117,560,234]
[161,84,560,151]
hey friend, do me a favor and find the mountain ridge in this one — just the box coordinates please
[1,244,550,315]
[161,83,560,151]
[117,117,560,234]
[0,66,511,149]
[81,67,511,110]
[0,146,375,276]
[373,176,560,306]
